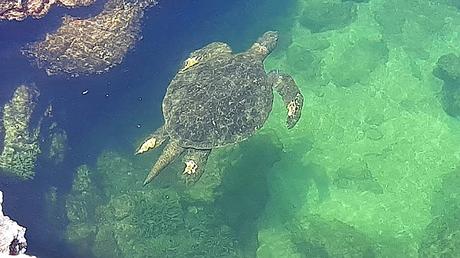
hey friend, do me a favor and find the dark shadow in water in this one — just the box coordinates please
[216,133,284,257]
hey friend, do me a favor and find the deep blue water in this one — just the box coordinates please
[0,0,295,257]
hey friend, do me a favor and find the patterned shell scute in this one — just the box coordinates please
[163,53,273,149]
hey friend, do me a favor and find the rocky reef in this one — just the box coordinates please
[64,151,240,257]
[23,0,158,77]
[0,85,42,180]
[0,0,95,21]
[0,191,34,257]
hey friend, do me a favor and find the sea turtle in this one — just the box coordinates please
[136,31,304,185]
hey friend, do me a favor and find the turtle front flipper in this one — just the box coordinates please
[143,140,184,185]
[268,71,304,129]
[180,149,211,185]
[136,126,167,155]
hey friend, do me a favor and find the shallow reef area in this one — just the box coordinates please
[60,131,283,257]
[256,0,460,257]
[55,0,460,257]
[4,0,460,257]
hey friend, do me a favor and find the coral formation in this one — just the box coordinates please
[0,85,42,180]
[23,0,158,76]
[0,0,95,21]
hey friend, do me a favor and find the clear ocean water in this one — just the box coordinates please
[1,0,460,257]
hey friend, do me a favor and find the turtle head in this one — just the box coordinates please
[249,31,279,59]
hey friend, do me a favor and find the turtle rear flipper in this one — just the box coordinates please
[180,149,211,185]
[268,71,304,129]
[143,140,184,185]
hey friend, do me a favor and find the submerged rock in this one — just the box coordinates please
[0,85,42,180]
[299,2,357,33]
[65,164,103,257]
[23,0,158,77]
[0,0,94,21]
[433,53,460,118]
[288,215,376,257]
[434,53,460,83]
[327,39,389,87]
[64,151,241,257]
[43,122,68,165]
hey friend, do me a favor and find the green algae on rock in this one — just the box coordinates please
[433,53,460,118]
[23,0,158,77]
[0,85,42,180]
[65,165,102,224]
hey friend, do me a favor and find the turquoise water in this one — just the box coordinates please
[1,0,460,257]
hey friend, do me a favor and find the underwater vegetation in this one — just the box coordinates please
[23,0,158,77]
